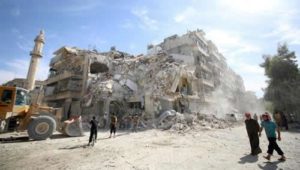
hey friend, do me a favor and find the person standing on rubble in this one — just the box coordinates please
[109,113,117,138]
[259,112,286,161]
[88,116,98,145]
[244,112,262,155]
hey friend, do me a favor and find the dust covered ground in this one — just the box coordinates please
[1,125,299,170]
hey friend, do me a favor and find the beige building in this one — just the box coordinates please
[44,29,257,126]
[43,46,110,120]
[148,29,246,115]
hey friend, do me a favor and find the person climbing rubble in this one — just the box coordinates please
[88,116,98,146]
[109,113,117,138]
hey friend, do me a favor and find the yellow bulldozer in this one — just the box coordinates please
[0,86,83,140]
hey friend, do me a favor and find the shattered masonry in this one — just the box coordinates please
[43,29,261,127]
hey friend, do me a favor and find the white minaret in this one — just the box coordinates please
[26,30,45,90]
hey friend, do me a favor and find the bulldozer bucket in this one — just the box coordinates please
[62,116,84,137]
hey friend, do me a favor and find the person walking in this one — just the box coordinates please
[259,112,286,161]
[88,116,98,145]
[109,113,117,138]
[244,112,262,155]
[132,114,139,132]
[274,111,282,128]
[281,112,289,131]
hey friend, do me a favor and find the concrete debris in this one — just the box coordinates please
[43,29,264,131]
[157,110,234,132]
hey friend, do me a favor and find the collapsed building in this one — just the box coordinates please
[152,29,246,117]
[43,29,261,128]
[43,47,106,120]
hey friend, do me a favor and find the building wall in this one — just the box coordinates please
[44,30,259,121]
[153,30,249,115]
[44,46,107,120]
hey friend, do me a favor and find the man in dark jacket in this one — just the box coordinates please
[281,112,289,130]
[245,112,262,155]
[109,113,117,138]
[88,116,98,145]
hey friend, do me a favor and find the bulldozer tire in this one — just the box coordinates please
[27,116,56,140]
[63,120,84,137]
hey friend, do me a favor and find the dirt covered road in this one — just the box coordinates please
[1,125,299,170]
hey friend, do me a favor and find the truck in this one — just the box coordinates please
[0,86,83,140]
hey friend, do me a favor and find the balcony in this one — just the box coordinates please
[202,79,214,88]
[196,41,209,57]
[210,50,221,61]
[199,63,212,73]
[45,71,82,85]
[44,91,82,101]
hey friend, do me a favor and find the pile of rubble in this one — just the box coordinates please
[157,110,237,133]
[85,52,183,103]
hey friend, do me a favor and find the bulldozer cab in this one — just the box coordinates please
[0,86,30,120]
[0,86,82,140]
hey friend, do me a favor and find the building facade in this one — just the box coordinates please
[43,46,110,120]
[149,29,247,115]
[44,29,259,125]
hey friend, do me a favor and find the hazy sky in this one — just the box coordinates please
[0,0,299,97]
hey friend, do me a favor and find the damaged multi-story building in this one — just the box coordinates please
[43,29,257,126]
[43,47,106,120]
[150,29,246,116]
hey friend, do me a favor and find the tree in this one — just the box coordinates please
[260,43,300,121]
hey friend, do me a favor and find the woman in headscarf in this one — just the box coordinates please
[244,112,262,155]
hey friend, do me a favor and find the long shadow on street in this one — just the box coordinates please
[258,161,282,170]
[238,154,258,164]
[59,144,88,150]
